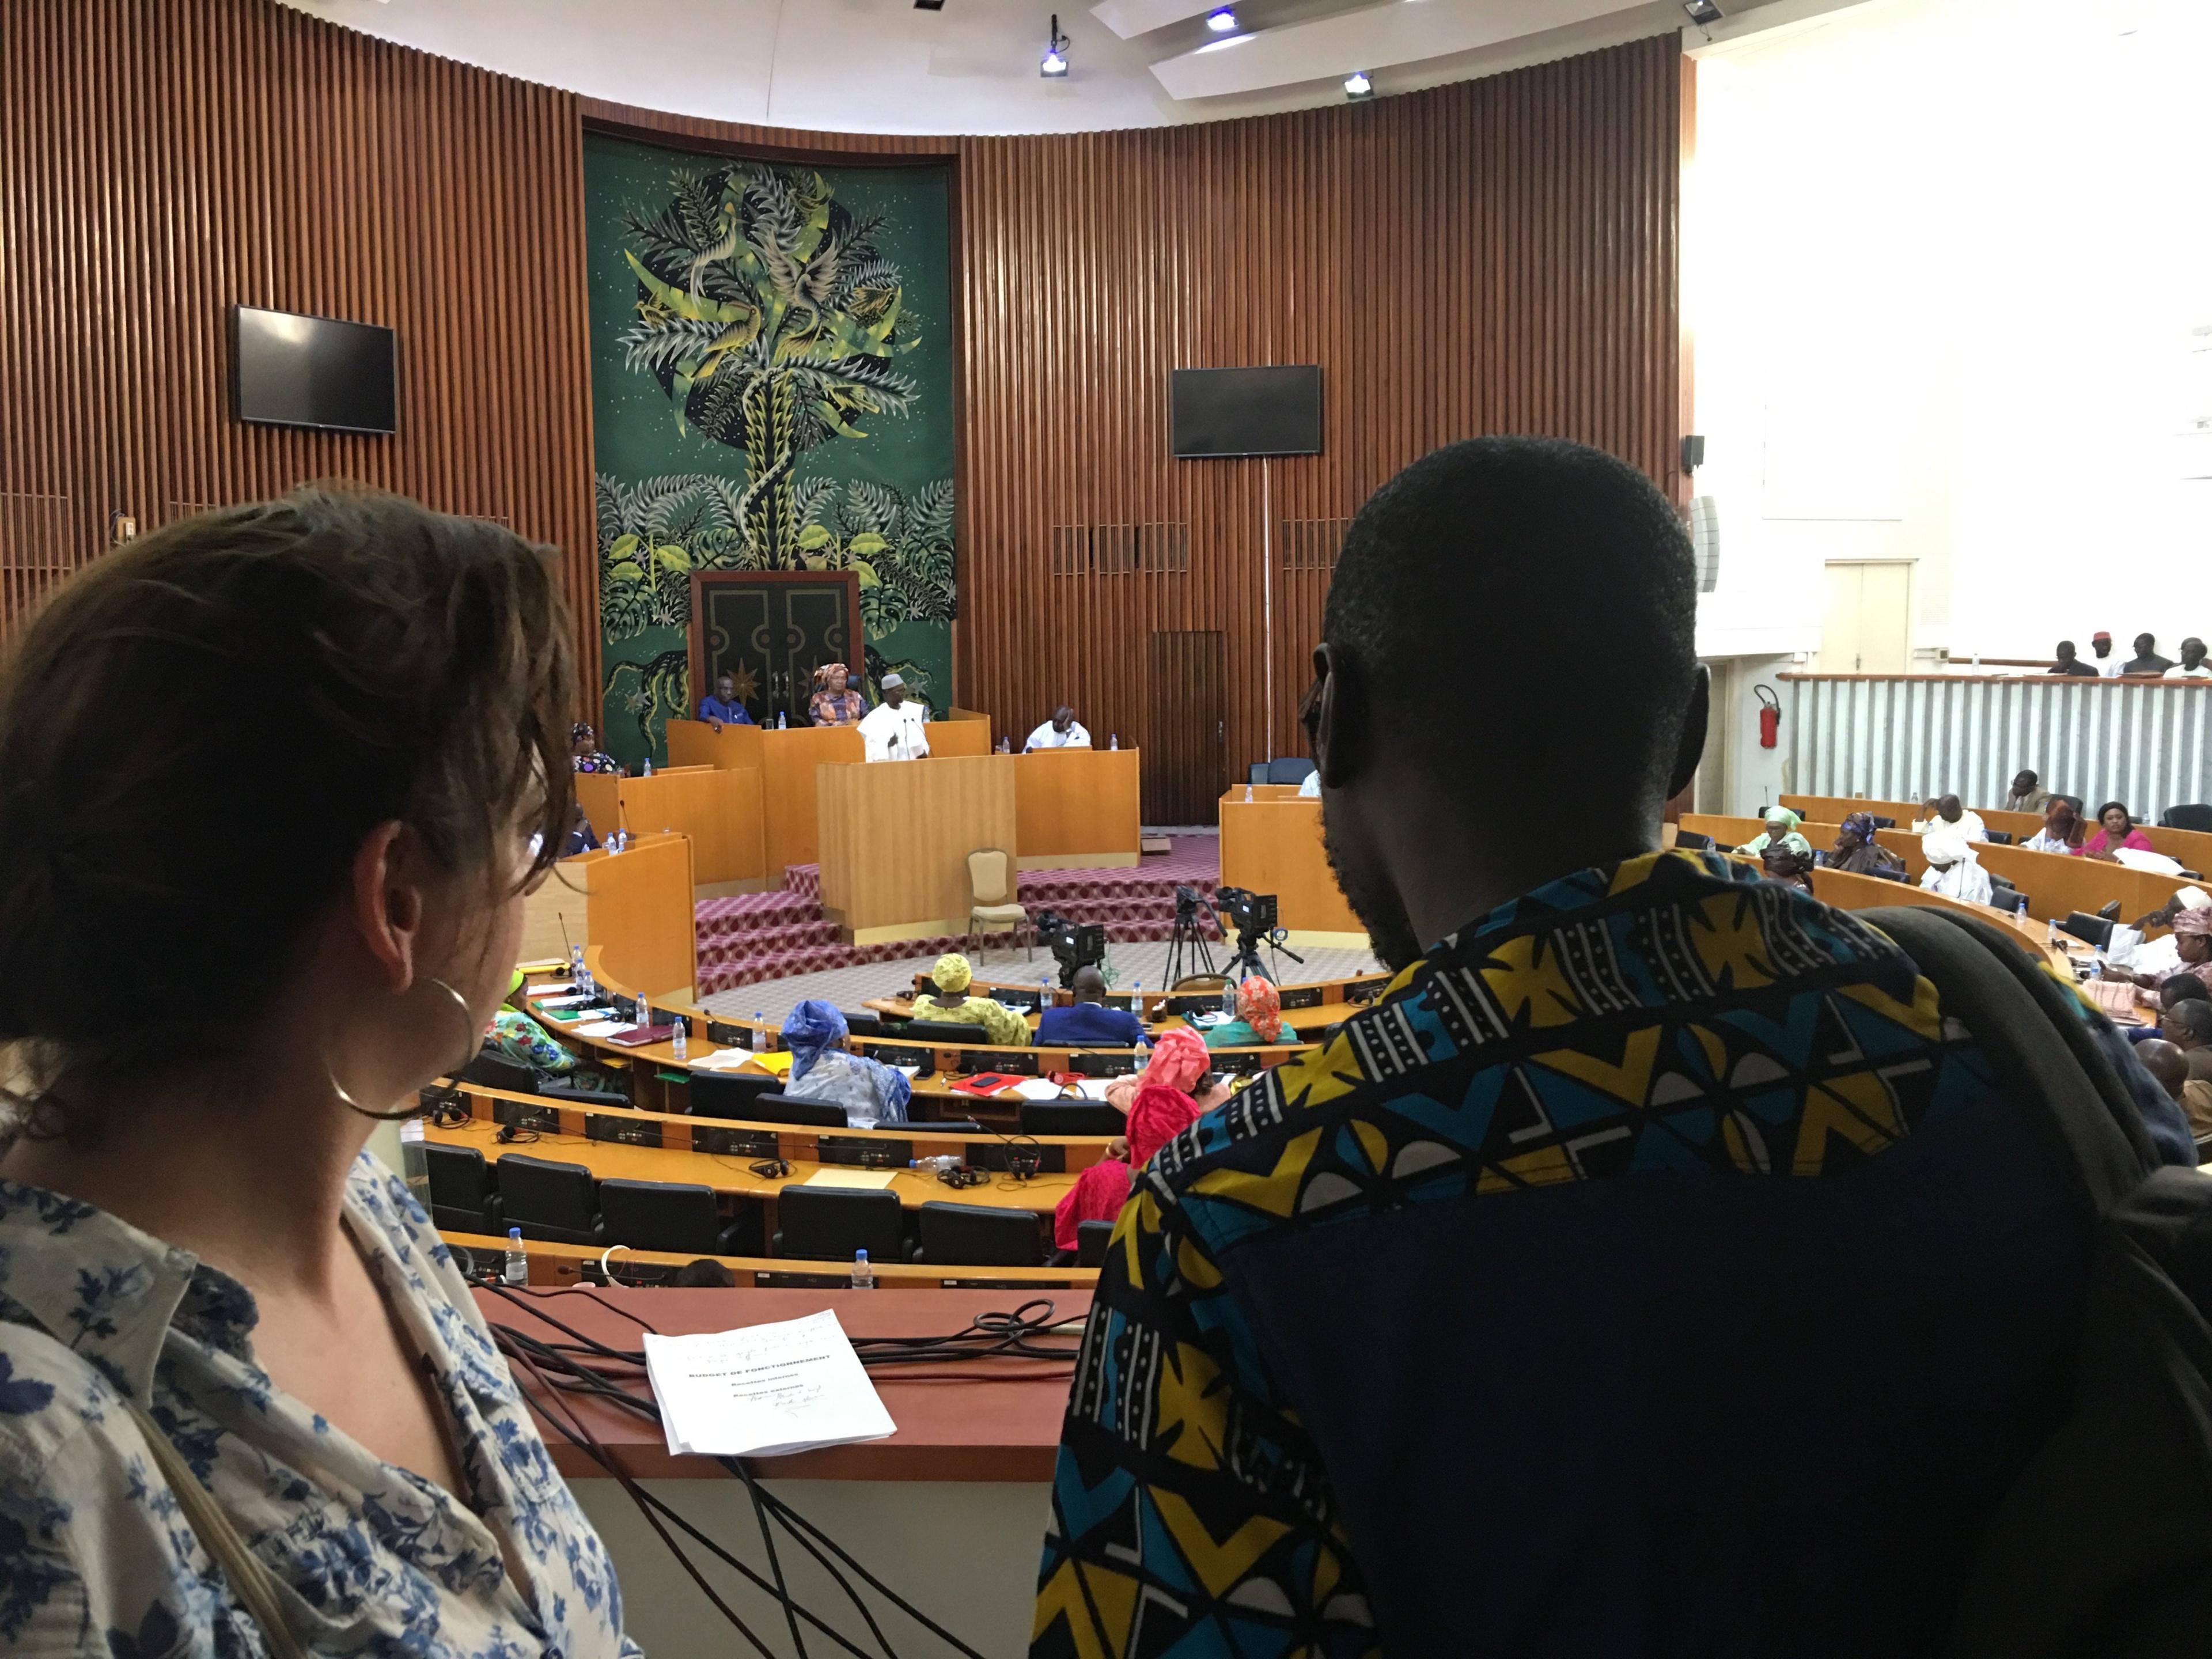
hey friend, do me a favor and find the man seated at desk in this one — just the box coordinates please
[859,672,930,761]
[1911,793,1987,842]
[1919,825,1994,904]
[696,671,754,732]
[1036,965,1145,1046]
[1025,706,1091,751]
[912,952,1027,1044]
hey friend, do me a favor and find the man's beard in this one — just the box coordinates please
[1321,805,1426,972]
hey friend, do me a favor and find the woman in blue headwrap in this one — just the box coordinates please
[1830,811,1905,877]
[779,999,914,1128]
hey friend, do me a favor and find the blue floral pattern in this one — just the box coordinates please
[0,1153,640,1656]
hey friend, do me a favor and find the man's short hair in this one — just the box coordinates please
[2161,974,2211,1005]
[671,1259,737,1287]
[1323,437,1696,801]
[2167,999,2212,1043]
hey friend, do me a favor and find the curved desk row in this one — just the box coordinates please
[445,1232,1099,1293]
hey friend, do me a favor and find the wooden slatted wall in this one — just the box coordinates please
[0,0,598,696]
[7,3,1683,811]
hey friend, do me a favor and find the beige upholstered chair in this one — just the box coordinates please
[966,847,1031,960]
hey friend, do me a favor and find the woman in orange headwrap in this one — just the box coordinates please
[1052,1082,1205,1254]
[1203,975,1283,1048]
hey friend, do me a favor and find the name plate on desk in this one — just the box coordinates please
[691,1125,778,1158]
[493,1099,562,1135]
[587,1112,665,1149]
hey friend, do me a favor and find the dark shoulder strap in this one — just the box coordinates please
[1859,906,2153,1210]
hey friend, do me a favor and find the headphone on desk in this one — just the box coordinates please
[937,1165,988,1189]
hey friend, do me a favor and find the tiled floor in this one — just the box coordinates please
[699,937,1387,1028]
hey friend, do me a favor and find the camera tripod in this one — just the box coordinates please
[1165,897,1218,987]
[1224,924,1302,986]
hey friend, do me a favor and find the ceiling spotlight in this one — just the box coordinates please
[1343,70,1373,100]
[1205,7,1238,30]
[1041,13,1070,76]
[1682,0,1723,22]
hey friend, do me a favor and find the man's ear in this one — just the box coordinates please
[1666,665,1712,801]
[1308,643,1368,791]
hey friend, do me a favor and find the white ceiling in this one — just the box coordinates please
[283,0,1818,136]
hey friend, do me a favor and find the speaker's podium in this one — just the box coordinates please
[816,756,1018,945]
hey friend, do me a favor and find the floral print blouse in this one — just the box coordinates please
[0,1153,638,1657]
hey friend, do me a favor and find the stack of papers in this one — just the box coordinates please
[528,981,577,997]
[688,1047,763,1071]
[573,1020,636,1039]
[532,993,593,1009]
[643,1310,897,1459]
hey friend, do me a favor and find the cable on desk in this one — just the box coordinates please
[479,1278,1050,1657]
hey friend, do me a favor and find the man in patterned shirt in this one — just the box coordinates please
[1032,438,2188,1658]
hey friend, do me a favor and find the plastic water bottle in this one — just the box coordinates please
[911,1154,962,1176]
[1133,1033,1151,1074]
[777,710,787,730]
[670,1018,688,1060]
[752,1012,767,1053]
[1109,733,1119,750]
[568,944,585,983]
[850,1249,875,1290]
[1039,974,1052,1007]
[1131,979,1143,1021]
[503,1227,527,1287]
[1222,978,1239,1017]
[642,757,653,778]
[1243,784,1253,803]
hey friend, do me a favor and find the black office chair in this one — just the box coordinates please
[423,1143,502,1236]
[459,1046,538,1094]
[1984,830,2014,846]
[2097,900,2123,921]
[687,1071,783,1120]
[1264,757,1316,786]
[2059,911,2115,951]
[748,1093,850,1128]
[495,1154,603,1245]
[1075,1219,1115,1267]
[841,1011,888,1037]
[540,1080,632,1108]
[771,1187,905,1262]
[2162,805,2212,833]
[1870,816,1897,830]
[2056,794,2085,817]
[915,1200,1044,1267]
[597,1178,746,1256]
[1673,830,1713,850]
[1020,1101,1126,1136]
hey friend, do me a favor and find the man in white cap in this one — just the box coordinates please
[1919,824,1994,904]
[858,672,931,762]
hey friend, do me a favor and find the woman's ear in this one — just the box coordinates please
[347,820,426,994]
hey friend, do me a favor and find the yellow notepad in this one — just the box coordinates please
[801,1168,899,1190]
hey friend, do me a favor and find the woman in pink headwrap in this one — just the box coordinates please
[1104,1024,1225,1115]
[1052,1083,1205,1253]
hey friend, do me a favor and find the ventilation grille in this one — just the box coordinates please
[1279,517,1349,571]
[1688,495,1720,594]
[1050,522,1189,575]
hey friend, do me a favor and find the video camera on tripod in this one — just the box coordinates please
[1211,885,1302,983]
[1033,909,1108,988]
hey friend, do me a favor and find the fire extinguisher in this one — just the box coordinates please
[1755,684,1781,750]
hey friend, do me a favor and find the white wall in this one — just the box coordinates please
[1686,0,2212,666]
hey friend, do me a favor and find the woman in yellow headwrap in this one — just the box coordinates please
[912,952,1029,1046]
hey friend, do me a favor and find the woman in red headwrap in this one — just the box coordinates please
[1104,1025,1225,1115]
[1052,1082,1205,1255]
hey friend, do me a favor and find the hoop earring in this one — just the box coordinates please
[331,977,482,1122]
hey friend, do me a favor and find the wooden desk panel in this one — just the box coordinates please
[476,1285,1090,1482]
[925,717,993,759]
[573,771,622,839]
[589,767,764,886]
[819,755,1017,941]
[574,832,697,999]
[664,716,766,772]
[1014,749,1141,868]
[446,1232,1096,1292]
[1808,866,2073,966]
[1218,791,1363,942]
[430,1116,1078,1215]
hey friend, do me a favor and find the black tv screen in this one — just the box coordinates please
[1170,365,1322,459]
[231,305,396,434]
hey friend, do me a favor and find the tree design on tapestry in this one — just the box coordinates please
[589,146,955,762]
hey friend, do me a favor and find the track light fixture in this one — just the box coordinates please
[1041,13,1071,77]
[1206,7,1238,30]
[1683,0,1724,23]
[1343,70,1373,100]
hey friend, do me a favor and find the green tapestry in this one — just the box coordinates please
[582,132,955,767]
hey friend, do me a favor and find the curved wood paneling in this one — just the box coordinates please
[0,0,598,698]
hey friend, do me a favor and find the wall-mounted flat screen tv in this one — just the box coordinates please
[1169,365,1322,459]
[230,305,396,434]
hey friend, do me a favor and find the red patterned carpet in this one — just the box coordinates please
[694,835,1224,995]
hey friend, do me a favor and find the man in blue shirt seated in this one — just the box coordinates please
[1034,965,1145,1047]
[697,672,754,731]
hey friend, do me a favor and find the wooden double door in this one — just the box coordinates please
[1144,630,1228,826]
[690,572,862,726]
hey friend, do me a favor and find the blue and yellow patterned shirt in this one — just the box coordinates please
[0,1152,638,1657]
[1031,848,2108,1657]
